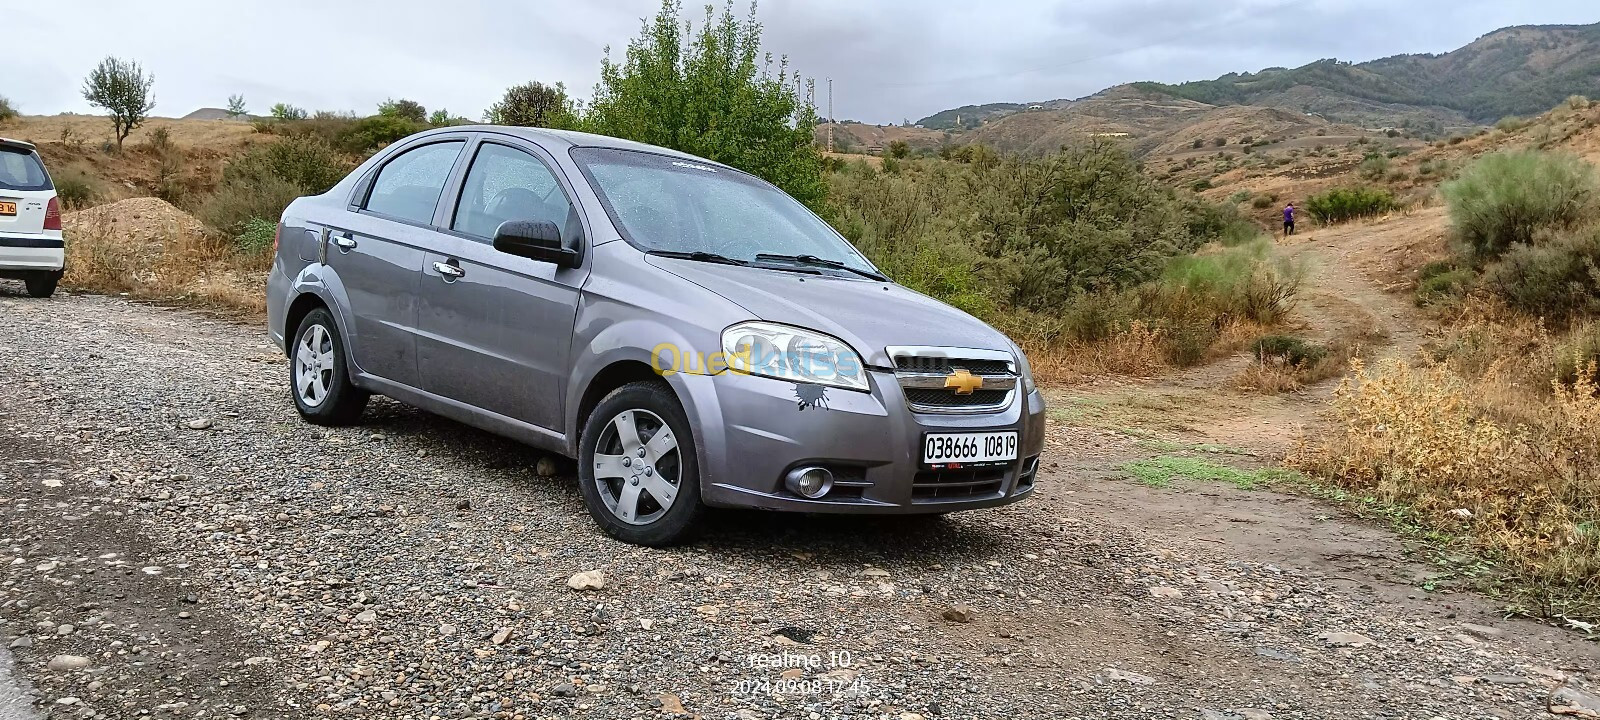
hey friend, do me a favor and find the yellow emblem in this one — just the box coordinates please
[943,368,984,395]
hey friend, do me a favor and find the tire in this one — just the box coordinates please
[578,381,705,546]
[290,308,369,426]
[24,272,59,299]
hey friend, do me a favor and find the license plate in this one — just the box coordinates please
[922,431,1018,465]
[0,201,14,216]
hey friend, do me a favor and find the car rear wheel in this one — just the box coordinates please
[291,308,369,425]
[578,381,704,546]
[23,272,58,298]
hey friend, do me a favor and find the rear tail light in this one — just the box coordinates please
[273,222,283,253]
[43,197,62,231]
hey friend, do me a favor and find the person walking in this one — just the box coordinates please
[1282,202,1296,237]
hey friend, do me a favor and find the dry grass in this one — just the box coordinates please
[1028,318,1274,383]
[1291,352,1600,618]
[63,207,268,315]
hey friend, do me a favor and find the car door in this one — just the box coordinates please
[415,138,590,431]
[324,138,467,389]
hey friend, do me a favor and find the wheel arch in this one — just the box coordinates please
[283,292,331,356]
[573,360,668,451]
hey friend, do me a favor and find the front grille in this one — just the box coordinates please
[889,347,1018,413]
[903,388,1011,407]
[895,356,1012,376]
[913,465,1007,500]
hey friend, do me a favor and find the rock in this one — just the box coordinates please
[55,697,81,706]
[1102,667,1156,685]
[242,657,275,666]
[1149,586,1183,598]
[354,610,376,623]
[7,636,30,649]
[55,624,73,636]
[438,623,456,636]
[1459,622,1505,640]
[552,682,577,697]
[861,568,891,578]
[186,418,214,430]
[491,627,512,645]
[535,456,559,477]
[942,604,976,623]
[659,694,686,714]
[1316,631,1376,647]
[47,655,91,671]
[568,570,606,591]
[1449,508,1472,519]
[1551,685,1600,717]
[455,499,471,511]
[639,618,654,630]
[1253,647,1299,663]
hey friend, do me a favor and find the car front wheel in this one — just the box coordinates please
[290,307,369,425]
[578,381,705,546]
[24,272,59,298]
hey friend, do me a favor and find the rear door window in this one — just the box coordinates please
[363,141,464,225]
[0,148,52,192]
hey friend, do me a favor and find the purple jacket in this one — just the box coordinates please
[1283,206,1295,222]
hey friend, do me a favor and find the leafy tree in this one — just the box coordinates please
[585,1,825,209]
[886,140,910,159]
[270,103,307,121]
[428,109,456,127]
[81,56,155,150]
[0,95,16,123]
[485,81,579,129]
[226,94,248,117]
[378,98,427,124]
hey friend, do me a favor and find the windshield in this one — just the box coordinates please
[571,147,877,275]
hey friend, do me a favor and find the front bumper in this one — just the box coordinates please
[687,369,1045,514]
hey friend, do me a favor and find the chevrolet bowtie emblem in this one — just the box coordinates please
[944,368,984,395]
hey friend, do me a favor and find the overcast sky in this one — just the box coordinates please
[8,1,1597,125]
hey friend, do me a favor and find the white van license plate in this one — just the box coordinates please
[922,432,1018,465]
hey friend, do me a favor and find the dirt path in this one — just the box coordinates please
[0,277,1596,718]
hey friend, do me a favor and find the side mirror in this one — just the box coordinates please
[493,220,579,268]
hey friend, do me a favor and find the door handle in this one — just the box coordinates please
[331,233,357,252]
[432,261,465,279]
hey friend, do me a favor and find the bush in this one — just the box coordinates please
[485,82,579,129]
[196,175,303,241]
[886,140,910,159]
[1304,186,1398,224]
[234,217,279,254]
[1482,225,1600,321]
[1552,323,1600,387]
[1415,265,1474,307]
[1251,335,1328,366]
[0,95,16,123]
[337,114,427,154]
[1358,154,1390,180]
[270,103,307,121]
[1496,115,1528,133]
[376,98,427,124]
[53,172,98,210]
[199,135,350,238]
[1251,194,1272,209]
[1441,150,1598,262]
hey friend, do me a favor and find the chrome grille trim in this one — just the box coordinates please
[886,345,1017,414]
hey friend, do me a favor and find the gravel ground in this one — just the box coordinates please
[0,288,1598,720]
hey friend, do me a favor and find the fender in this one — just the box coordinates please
[563,318,726,469]
[287,262,366,378]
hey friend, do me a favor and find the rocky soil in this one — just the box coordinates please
[0,287,1597,719]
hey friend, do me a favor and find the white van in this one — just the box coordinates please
[0,137,64,298]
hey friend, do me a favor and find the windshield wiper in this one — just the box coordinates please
[753,253,888,281]
[647,250,748,266]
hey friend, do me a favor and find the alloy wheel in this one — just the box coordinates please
[592,409,681,525]
[295,323,335,408]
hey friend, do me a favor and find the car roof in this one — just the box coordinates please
[428,125,733,170]
[0,137,39,152]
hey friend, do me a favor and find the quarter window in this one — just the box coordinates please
[364,141,464,225]
[452,143,577,242]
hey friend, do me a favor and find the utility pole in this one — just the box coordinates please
[825,77,838,153]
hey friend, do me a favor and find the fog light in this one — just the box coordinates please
[784,466,834,499]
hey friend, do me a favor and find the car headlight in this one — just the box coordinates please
[721,321,869,392]
[1011,342,1037,394]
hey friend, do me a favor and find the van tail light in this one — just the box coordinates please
[273,222,283,253]
[43,197,62,231]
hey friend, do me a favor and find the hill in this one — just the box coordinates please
[1133,23,1600,128]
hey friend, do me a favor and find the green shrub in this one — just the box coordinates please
[1496,116,1528,133]
[1441,150,1598,262]
[224,135,348,194]
[1153,240,1302,326]
[1358,154,1390,180]
[53,172,99,210]
[1227,189,1253,204]
[1482,225,1600,321]
[197,175,303,239]
[1251,194,1272,209]
[1251,335,1328,366]
[234,217,279,254]
[1190,178,1212,191]
[0,95,16,123]
[1551,322,1600,386]
[337,115,427,154]
[1304,186,1398,224]
[1415,267,1474,307]
[376,98,427,124]
[1448,135,1466,145]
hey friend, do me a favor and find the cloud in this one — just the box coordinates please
[10,0,1597,125]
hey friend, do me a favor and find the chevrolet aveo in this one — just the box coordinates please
[267,126,1044,546]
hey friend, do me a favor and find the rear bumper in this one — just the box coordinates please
[0,234,64,273]
[686,369,1045,515]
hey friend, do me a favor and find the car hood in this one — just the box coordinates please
[646,257,1013,368]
